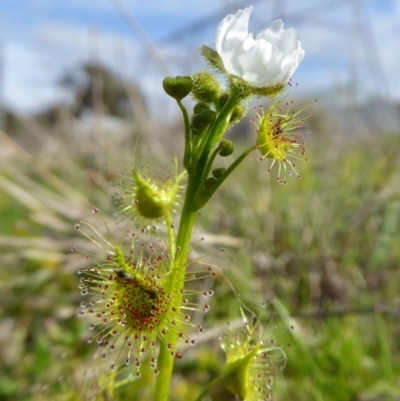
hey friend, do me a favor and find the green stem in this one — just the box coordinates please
[194,375,225,401]
[153,331,176,401]
[212,144,256,189]
[194,92,240,168]
[164,209,175,259]
[106,370,117,399]
[154,92,244,400]
[177,99,192,169]
[195,145,256,209]
[195,146,221,197]
[175,175,199,260]
[154,172,199,401]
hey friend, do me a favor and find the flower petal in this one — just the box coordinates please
[215,7,304,88]
[216,6,253,75]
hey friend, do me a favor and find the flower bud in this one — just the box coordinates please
[191,108,216,135]
[217,92,247,126]
[229,103,247,126]
[192,72,221,103]
[218,139,234,157]
[193,101,211,114]
[218,92,229,107]
[162,76,193,100]
[212,167,226,178]
[204,177,217,189]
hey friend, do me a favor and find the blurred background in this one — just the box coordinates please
[1,0,400,400]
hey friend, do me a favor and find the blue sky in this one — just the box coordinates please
[1,0,399,116]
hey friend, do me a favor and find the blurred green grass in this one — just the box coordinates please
[0,111,399,400]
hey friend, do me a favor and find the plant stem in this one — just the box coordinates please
[177,99,192,169]
[194,375,225,401]
[195,146,221,198]
[154,92,242,400]
[194,92,240,168]
[164,209,176,259]
[195,144,256,209]
[154,172,199,400]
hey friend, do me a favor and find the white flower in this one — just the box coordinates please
[216,6,305,88]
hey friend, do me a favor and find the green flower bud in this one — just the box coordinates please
[192,72,221,103]
[191,114,206,136]
[191,109,216,135]
[193,101,211,114]
[201,108,216,124]
[162,76,193,100]
[218,139,234,157]
[218,92,246,126]
[218,92,230,108]
[204,177,217,189]
[212,167,226,178]
[230,103,247,126]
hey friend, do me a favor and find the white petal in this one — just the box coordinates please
[216,6,253,52]
[216,6,253,74]
[257,20,284,45]
[215,7,304,87]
